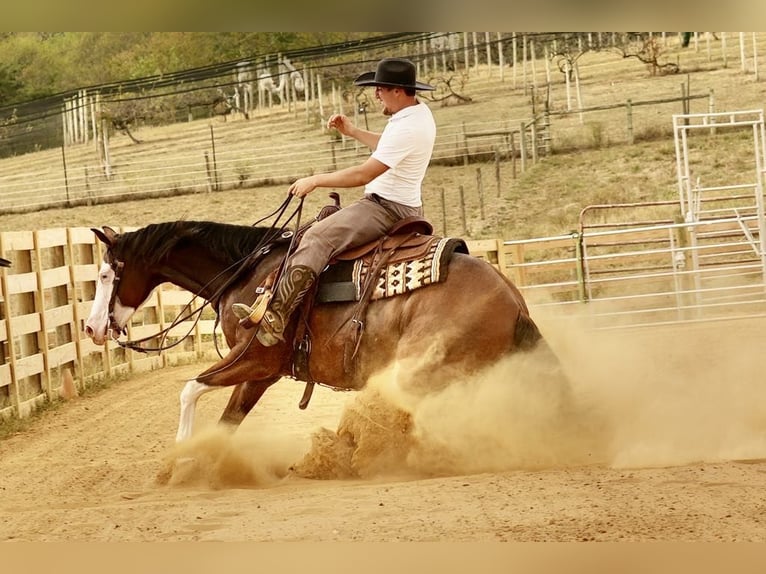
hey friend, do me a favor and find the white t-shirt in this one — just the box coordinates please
[365,101,436,208]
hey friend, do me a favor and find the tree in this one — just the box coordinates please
[0,64,22,105]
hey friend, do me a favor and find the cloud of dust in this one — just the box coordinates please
[156,426,307,489]
[544,314,766,468]
[158,314,766,487]
[321,334,606,478]
[327,314,766,477]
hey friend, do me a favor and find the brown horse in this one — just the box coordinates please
[84,219,559,442]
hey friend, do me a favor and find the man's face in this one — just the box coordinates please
[375,86,397,116]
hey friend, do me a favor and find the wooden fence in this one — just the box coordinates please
[0,226,220,420]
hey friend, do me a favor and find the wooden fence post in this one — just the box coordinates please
[494,147,501,197]
[626,99,634,144]
[510,131,517,179]
[461,122,468,166]
[441,187,447,236]
[0,233,21,418]
[519,122,527,173]
[65,228,85,390]
[32,231,52,401]
[459,185,467,234]
[476,168,485,219]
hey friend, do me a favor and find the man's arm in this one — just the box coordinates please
[288,157,388,198]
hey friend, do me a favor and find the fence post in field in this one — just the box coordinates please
[440,187,447,236]
[574,231,587,302]
[472,32,479,72]
[626,99,634,144]
[459,185,467,234]
[531,120,538,164]
[740,32,746,72]
[497,32,505,82]
[753,32,759,82]
[101,118,112,179]
[462,33,470,74]
[203,152,213,192]
[494,147,501,197]
[709,89,716,135]
[512,33,518,89]
[522,35,528,94]
[461,123,468,166]
[317,74,325,124]
[476,167,485,219]
[519,121,527,173]
[61,143,70,207]
[485,32,492,76]
[510,130,517,179]
[304,66,310,124]
[209,125,219,191]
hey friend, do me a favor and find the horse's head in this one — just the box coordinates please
[84,226,154,345]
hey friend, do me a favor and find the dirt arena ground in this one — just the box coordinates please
[1,315,766,543]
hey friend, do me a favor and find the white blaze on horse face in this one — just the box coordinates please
[84,261,136,345]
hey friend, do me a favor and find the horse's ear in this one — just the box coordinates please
[91,226,117,247]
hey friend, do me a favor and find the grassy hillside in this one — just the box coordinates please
[1,32,765,242]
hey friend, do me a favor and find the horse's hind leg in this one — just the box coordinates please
[219,379,279,428]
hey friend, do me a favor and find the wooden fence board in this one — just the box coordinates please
[46,305,74,329]
[36,228,68,249]
[72,264,98,282]
[11,314,41,337]
[41,266,71,288]
[48,342,77,367]
[2,231,34,251]
[0,364,10,388]
[6,272,38,295]
[14,354,44,379]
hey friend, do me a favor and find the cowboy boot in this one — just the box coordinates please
[233,265,317,346]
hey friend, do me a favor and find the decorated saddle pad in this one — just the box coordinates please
[317,237,468,303]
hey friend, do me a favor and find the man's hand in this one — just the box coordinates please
[327,113,354,137]
[288,175,318,198]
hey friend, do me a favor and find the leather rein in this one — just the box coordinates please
[105,196,304,355]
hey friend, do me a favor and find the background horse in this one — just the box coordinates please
[84,220,565,443]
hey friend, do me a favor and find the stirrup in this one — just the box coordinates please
[232,290,273,329]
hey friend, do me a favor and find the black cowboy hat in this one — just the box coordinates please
[354,58,435,91]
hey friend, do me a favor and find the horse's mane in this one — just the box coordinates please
[114,221,288,265]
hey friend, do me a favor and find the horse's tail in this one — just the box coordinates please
[513,311,543,351]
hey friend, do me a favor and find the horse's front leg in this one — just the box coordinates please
[175,343,281,442]
[177,379,217,442]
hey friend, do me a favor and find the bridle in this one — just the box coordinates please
[101,194,306,357]
[106,257,126,341]
[104,249,226,354]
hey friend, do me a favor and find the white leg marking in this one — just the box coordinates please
[176,379,216,442]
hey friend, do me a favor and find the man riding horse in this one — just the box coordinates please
[232,57,437,347]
